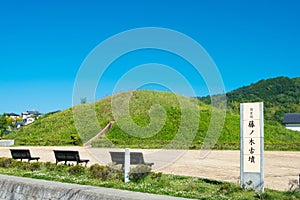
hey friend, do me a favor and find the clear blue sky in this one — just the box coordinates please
[1,0,299,114]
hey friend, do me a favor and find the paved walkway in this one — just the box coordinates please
[1,146,299,191]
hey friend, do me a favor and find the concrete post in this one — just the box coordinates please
[124,148,130,183]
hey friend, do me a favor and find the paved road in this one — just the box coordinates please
[1,146,299,191]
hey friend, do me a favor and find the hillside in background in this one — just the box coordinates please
[200,76,300,122]
[4,85,300,150]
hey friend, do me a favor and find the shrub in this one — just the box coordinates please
[0,157,15,168]
[55,164,68,173]
[11,160,26,169]
[70,134,82,145]
[129,164,151,182]
[88,164,110,180]
[106,163,123,181]
[28,162,42,171]
[43,162,57,171]
[11,161,40,171]
[67,165,86,175]
[88,163,123,181]
[150,172,162,180]
[18,161,31,170]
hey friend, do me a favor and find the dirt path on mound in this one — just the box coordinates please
[0,146,299,191]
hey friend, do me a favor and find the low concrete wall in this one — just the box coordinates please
[0,140,14,147]
[0,174,193,200]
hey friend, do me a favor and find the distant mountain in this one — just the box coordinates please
[200,76,300,122]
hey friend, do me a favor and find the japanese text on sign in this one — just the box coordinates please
[241,103,262,173]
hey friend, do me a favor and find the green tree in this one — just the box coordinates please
[0,114,9,137]
[273,110,285,122]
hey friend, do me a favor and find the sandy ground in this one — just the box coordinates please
[0,146,299,191]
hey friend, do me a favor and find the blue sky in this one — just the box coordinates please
[0,0,299,114]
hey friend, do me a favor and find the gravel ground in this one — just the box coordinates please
[1,146,299,191]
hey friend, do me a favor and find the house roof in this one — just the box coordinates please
[283,113,300,124]
[6,113,20,117]
[28,110,40,115]
[23,110,41,115]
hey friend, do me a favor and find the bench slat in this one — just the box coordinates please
[10,149,40,162]
[53,150,89,166]
[109,151,154,167]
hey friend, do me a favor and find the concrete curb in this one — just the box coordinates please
[0,174,194,200]
[0,140,14,147]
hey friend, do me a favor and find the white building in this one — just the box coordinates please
[283,113,300,132]
[23,117,35,125]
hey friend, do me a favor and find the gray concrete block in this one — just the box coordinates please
[0,140,14,147]
[0,174,194,200]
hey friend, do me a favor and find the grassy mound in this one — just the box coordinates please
[4,90,300,150]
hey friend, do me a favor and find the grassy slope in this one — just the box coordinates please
[5,90,300,150]
[4,97,114,146]
[5,108,78,146]
[91,90,300,150]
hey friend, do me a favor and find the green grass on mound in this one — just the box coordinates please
[4,90,300,150]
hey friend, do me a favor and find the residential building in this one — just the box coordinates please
[282,113,300,132]
[5,113,20,119]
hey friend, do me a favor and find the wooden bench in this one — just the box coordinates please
[109,151,154,168]
[53,150,89,166]
[10,149,40,162]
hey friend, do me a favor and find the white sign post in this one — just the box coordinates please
[240,102,264,192]
[124,148,130,183]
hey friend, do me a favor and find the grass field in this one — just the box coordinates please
[0,157,299,200]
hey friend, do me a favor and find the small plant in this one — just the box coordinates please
[242,180,255,191]
[0,157,15,168]
[88,164,110,180]
[28,162,42,171]
[88,163,123,181]
[219,182,242,194]
[106,163,123,181]
[13,161,41,171]
[129,164,151,182]
[67,165,86,175]
[254,191,270,199]
[55,164,68,173]
[43,162,57,171]
[70,134,82,145]
[18,162,31,170]
[150,172,162,180]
